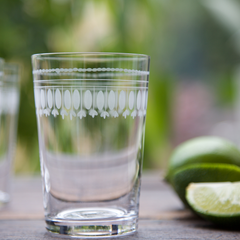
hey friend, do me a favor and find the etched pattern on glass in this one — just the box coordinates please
[35,88,148,119]
[34,67,149,119]
[32,67,149,76]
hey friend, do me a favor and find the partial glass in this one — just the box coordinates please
[32,52,150,238]
[0,61,20,205]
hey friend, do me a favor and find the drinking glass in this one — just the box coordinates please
[32,52,150,238]
[0,61,20,205]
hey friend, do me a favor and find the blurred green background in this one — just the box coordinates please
[1,0,240,174]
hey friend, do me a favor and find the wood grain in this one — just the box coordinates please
[0,219,239,240]
[0,171,239,239]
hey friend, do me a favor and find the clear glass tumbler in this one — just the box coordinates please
[0,61,20,205]
[32,52,150,238]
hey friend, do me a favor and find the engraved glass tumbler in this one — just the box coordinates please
[31,53,150,238]
[0,61,19,205]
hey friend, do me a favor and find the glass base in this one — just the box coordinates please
[46,207,138,238]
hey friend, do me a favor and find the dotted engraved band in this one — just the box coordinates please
[32,68,149,76]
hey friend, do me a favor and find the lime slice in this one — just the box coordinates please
[170,163,240,206]
[186,182,240,227]
[166,137,240,179]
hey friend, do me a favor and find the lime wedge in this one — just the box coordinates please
[170,163,240,206]
[186,182,240,227]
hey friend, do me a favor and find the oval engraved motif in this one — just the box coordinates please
[137,90,141,110]
[55,89,61,109]
[40,89,45,109]
[115,91,118,108]
[47,89,53,108]
[119,90,126,110]
[97,91,104,111]
[64,90,71,109]
[84,90,92,110]
[34,89,40,108]
[145,90,148,109]
[73,90,80,110]
[142,91,146,110]
[108,90,115,110]
[129,91,134,110]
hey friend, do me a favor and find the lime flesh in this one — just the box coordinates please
[186,182,240,227]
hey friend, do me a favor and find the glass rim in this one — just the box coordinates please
[0,58,4,76]
[1,63,19,84]
[4,62,19,69]
[31,52,150,61]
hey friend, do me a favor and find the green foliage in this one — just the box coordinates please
[1,0,239,173]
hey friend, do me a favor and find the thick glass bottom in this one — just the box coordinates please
[46,207,138,238]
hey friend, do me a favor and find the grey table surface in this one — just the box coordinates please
[0,171,239,240]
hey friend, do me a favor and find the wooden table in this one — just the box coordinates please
[0,171,239,239]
